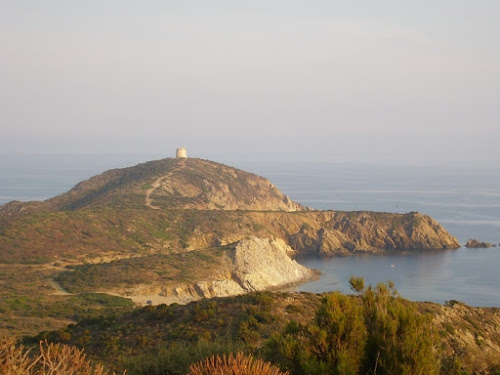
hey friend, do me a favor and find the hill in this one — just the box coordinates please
[0,157,459,263]
[0,156,460,336]
[37,158,304,212]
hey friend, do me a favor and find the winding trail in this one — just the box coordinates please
[144,159,186,209]
[144,177,165,210]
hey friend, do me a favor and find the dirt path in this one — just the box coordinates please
[49,279,74,296]
[144,159,186,209]
[144,176,165,210]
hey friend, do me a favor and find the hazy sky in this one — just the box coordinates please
[1,1,499,165]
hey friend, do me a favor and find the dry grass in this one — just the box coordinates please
[0,337,121,375]
[187,352,288,375]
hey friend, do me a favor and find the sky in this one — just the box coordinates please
[1,1,499,165]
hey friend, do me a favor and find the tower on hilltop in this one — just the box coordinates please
[176,147,187,158]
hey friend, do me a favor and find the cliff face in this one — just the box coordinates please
[181,211,460,256]
[231,237,316,291]
[100,237,317,305]
[284,211,460,255]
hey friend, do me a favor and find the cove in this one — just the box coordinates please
[294,247,500,307]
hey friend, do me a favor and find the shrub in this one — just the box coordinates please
[350,277,441,375]
[265,293,366,375]
[311,292,366,375]
[187,352,288,375]
[0,337,120,375]
[265,278,441,375]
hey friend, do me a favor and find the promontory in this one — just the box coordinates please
[0,157,460,308]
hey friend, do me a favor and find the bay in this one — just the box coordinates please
[294,248,500,307]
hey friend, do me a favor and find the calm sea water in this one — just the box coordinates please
[1,155,499,306]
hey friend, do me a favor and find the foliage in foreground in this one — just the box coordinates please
[187,352,289,375]
[265,277,441,375]
[124,340,243,375]
[0,337,119,375]
[0,338,284,375]
[19,285,500,375]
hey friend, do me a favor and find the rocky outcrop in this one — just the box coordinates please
[186,211,461,256]
[465,239,494,248]
[230,237,315,290]
[116,237,317,305]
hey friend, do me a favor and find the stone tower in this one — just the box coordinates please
[176,147,187,158]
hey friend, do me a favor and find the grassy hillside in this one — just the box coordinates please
[55,251,226,294]
[0,262,134,337]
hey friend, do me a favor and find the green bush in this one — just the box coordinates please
[265,277,441,375]
[353,278,441,375]
[265,293,365,375]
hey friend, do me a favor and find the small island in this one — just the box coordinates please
[465,239,495,248]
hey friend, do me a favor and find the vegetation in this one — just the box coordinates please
[123,340,242,375]
[265,278,440,375]
[56,250,224,293]
[28,292,319,373]
[0,337,119,374]
[0,263,134,337]
[1,338,286,375]
[17,284,500,375]
[188,352,289,375]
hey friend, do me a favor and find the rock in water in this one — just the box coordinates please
[465,239,493,248]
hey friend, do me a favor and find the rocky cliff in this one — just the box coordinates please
[172,210,460,256]
[97,237,317,305]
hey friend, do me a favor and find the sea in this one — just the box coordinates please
[1,154,499,307]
